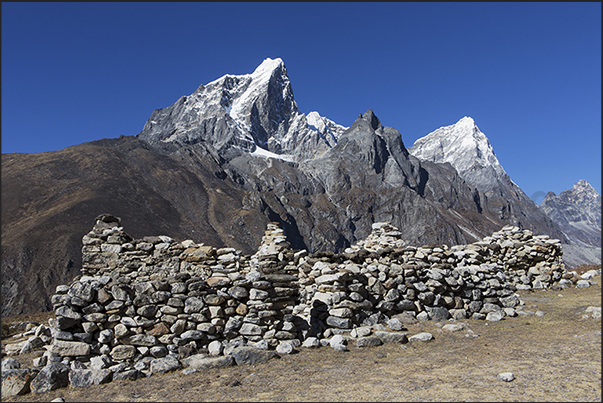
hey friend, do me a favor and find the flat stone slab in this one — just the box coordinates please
[68,369,112,388]
[49,340,91,357]
[373,331,408,344]
[408,332,433,342]
[442,324,464,332]
[356,336,383,348]
[150,356,181,374]
[182,354,234,370]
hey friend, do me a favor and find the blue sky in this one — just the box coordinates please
[2,2,601,201]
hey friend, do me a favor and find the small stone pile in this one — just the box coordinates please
[2,215,590,397]
[349,222,406,252]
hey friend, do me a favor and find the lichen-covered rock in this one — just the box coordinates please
[1,368,36,398]
[30,363,70,394]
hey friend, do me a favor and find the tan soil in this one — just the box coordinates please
[2,273,600,402]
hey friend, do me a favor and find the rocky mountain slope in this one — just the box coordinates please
[539,179,601,268]
[540,179,600,248]
[408,116,564,240]
[0,58,569,317]
[408,120,600,268]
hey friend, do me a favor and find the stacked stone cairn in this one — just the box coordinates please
[2,215,576,395]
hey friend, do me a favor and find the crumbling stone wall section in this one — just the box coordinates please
[48,215,566,370]
[293,223,566,338]
[52,216,301,366]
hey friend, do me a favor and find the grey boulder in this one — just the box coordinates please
[150,356,181,374]
[182,354,234,370]
[68,368,112,388]
[30,363,70,394]
[230,346,279,366]
[1,368,36,398]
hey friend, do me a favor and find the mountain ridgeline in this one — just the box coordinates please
[540,179,601,248]
[0,58,583,317]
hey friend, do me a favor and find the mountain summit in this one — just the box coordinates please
[137,57,346,160]
[408,116,508,193]
[408,116,564,240]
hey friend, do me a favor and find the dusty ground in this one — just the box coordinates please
[2,272,600,402]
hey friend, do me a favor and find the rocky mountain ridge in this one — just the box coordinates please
[539,179,601,268]
[540,179,601,248]
[138,58,346,161]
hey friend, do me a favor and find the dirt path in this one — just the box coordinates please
[3,276,600,402]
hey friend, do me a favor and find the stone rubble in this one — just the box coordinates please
[1,214,594,397]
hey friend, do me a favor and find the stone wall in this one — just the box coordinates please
[45,215,567,376]
[293,222,566,338]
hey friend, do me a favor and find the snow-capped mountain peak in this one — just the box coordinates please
[137,58,347,160]
[571,179,599,199]
[408,116,508,192]
[250,57,285,79]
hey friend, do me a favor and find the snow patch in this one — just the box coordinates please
[251,146,294,162]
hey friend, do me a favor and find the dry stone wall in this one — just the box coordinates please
[294,222,566,337]
[40,214,568,385]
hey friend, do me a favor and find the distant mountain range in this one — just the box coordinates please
[540,179,601,248]
[539,179,601,268]
[1,58,598,317]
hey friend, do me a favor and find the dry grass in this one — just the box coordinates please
[2,274,601,402]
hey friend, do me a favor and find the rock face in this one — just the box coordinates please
[539,180,601,268]
[540,180,601,247]
[408,116,565,241]
[137,57,346,161]
[0,58,574,317]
